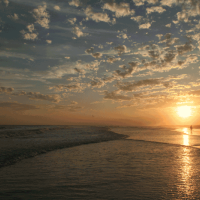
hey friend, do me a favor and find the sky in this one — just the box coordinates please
[1,0,200,126]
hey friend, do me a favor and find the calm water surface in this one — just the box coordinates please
[1,126,200,199]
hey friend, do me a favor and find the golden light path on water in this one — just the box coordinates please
[178,128,194,197]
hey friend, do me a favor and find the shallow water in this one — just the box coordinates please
[1,126,200,199]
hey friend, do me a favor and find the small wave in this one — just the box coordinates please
[0,125,70,138]
[0,126,127,168]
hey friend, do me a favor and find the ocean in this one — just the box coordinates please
[1,125,200,199]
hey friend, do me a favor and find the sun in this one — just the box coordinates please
[176,106,192,118]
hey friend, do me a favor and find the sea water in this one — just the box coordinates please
[1,125,200,199]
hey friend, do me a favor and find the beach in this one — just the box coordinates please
[1,125,200,199]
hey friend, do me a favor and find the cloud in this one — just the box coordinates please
[46,40,52,44]
[117,32,129,39]
[103,76,117,83]
[50,83,87,92]
[0,102,38,111]
[0,87,14,94]
[69,0,81,7]
[85,47,94,54]
[0,51,34,60]
[146,6,166,14]
[32,4,50,29]
[27,24,35,32]
[116,75,188,92]
[116,78,165,92]
[158,33,179,46]
[85,47,102,58]
[114,62,139,78]
[165,23,171,28]
[156,34,163,40]
[68,18,77,25]
[90,78,105,88]
[130,16,143,22]
[160,0,176,7]
[72,26,88,38]
[143,52,197,72]
[71,101,78,105]
[175,1,200,22]
[4,0,9,6]
[103,2,135,17]
[39,60,100,80]
[13,91,61,103]
[175,42,195,55]
[92,52,102,59]
[139,23,151,29]
[148,49,160,59]
[142,49,179,72]
[114,45,129,55]
[23,32,38,40]
[133,0,146,6]
[133,0,158,6]
[172,20,179,24]
[104,90,132,101]
[54,5,60,11]
[8,13,18,20]
[188,89,200,96]
[20,24,38,41]
[190,33,200,49]
[106,57,121,63]
[85,6,111,23]
[74,67,85,74]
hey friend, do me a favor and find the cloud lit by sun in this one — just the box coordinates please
[176,106,192,118]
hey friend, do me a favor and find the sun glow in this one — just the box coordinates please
[176,106,192,118]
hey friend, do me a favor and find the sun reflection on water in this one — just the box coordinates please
[183,128,190,135]
[178,147,194,198]
[183,135,189,146]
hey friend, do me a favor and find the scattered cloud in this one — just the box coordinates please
[85,47,94,54]
[104,90,132,101]
[92,52,102,59]
[132,0,146,6]
[72,26,88,38]
[160,0,176,7]
[85,6,111,23]
[103,2,135,17]
[106,57,121,63]
[27,24,35,32]
[8,13,18,20]
[114,45,129,55]
[130,16,143,22]
[114,62,139,78]
[46,40,52,44]
[4,0,9,7]
[116,78,166,92]
[22,32,38,40]
[13,91,61,103]
[165,23,171,28]
[175,42,195,55]
[49,83,87,92]
[90,78,105,88]
[139,23,151,29]
[68,18,77,25]
[69,0,81,7]
[32,3,50,29]
[146,6,166,14]
[54,5,60,11]
[0,87,14,94]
